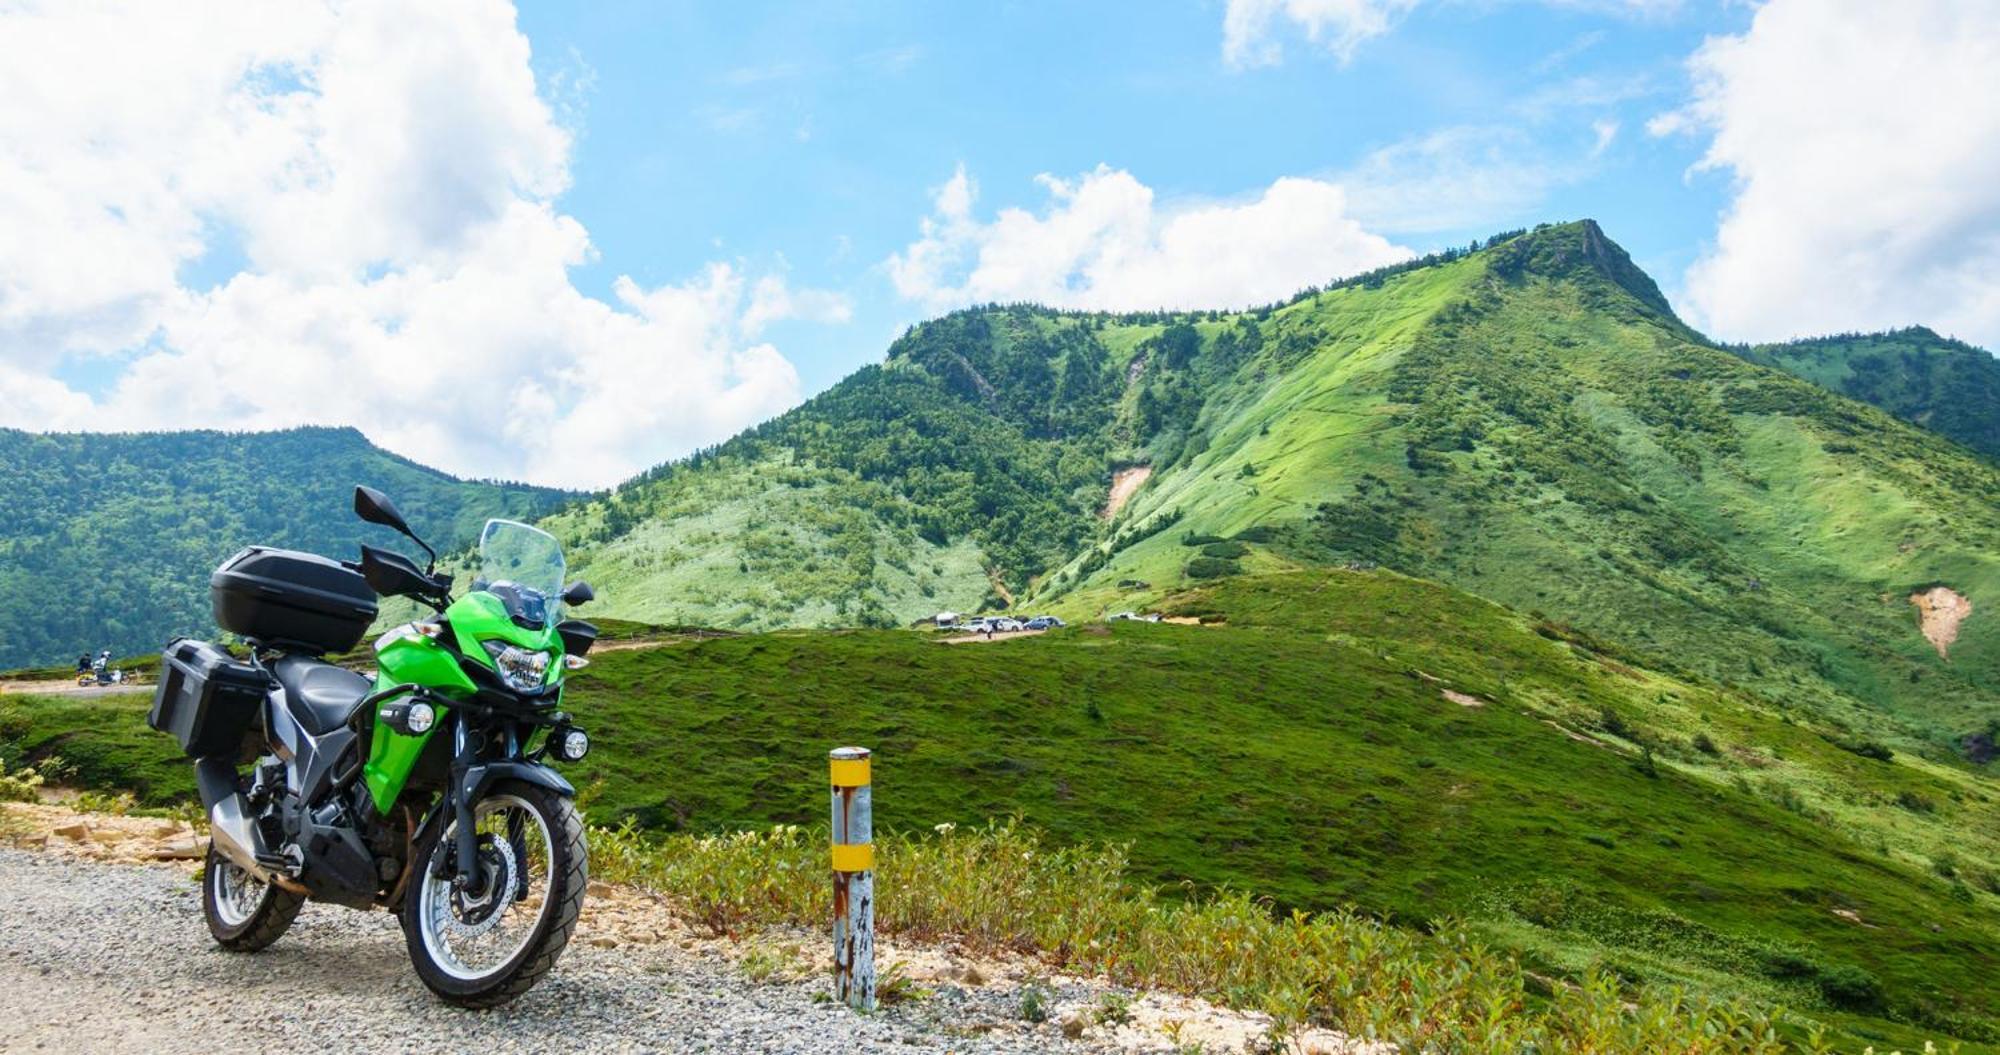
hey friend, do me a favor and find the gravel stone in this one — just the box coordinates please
[0,849,1122,1054]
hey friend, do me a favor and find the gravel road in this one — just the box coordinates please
[0,850,1124,1054]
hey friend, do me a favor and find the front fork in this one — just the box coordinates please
[445,721,482,892]
[439,717,537,900]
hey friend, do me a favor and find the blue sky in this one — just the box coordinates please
[3,1,1994,486]
[517,0,1740,393]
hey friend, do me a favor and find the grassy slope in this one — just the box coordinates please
[1038,224,2000,755]
[542,455,988,630]
[8,570,1999,1046]
[1737,327,2000,461]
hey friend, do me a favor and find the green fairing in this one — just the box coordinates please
[361,590,565,812]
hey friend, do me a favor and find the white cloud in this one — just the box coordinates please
[886,165,1411,313]
[1590,118,1620,156]
[1222,0,1419,68]
[1338,126,1577,234]
[1662,0,2000,349]
[0,0,844,488]
[1223,0,1681,68]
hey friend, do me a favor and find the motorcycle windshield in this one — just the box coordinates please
[474,519,567,627]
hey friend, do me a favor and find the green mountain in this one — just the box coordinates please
[1733,327,2000,460]
[0,426,575,668]
[559,221,2000,758]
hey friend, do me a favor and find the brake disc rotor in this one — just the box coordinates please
[442,833,518,939]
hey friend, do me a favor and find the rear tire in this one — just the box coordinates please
[402,780,586,1008]
[202,844,304,951]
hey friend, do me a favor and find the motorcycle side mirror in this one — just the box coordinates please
[560,581,595,607]
[354,485,411,534]
[354,484,437,570]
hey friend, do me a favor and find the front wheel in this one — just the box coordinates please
[402,780,586,1007]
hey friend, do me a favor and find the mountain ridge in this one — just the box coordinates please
[1731,325,2000,460]
[538,221,2000,760]
[0,425,577,667]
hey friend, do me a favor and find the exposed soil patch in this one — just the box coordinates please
[1102,466,1153,520]
[1910,586,1972,659]
[1441,689,1486,708]
[988,569,1016,608]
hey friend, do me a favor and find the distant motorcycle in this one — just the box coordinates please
[76,665,127,686]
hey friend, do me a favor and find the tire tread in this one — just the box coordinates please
[404,781,587,1008]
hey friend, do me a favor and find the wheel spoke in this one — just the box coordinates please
[416,794,557,982]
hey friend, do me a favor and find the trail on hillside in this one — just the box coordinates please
[0,679,148,697]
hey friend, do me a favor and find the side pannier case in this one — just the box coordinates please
[148,638,270,758]
[211,546,378,655]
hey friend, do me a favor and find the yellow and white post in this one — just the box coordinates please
[830,746,876,1011]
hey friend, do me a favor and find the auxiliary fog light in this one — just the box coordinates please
[406,701,436,734]
[552,726,590,763]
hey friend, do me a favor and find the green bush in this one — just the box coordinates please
[1200,541,1249,559]
[1186,557,1241,579]
[1836,738,1893,762]
[1897,789,1938,814]
[1818,963,1885,1012]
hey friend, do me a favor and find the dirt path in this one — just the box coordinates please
[939,629,1047,645]
[0,679,149,697]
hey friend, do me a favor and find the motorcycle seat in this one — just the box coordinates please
[271,654,372,736]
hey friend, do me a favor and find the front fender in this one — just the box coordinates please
[442,760,577,884]
[460,760,576,804]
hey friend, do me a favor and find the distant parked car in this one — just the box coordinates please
[1024,616,1064,630]
[994,618,1025,632]
[1107,611,1139,621]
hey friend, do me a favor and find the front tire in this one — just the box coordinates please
[402,780,586,1008]
[202,844,304,951]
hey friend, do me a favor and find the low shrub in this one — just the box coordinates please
[1186,557,1240,579]
[591,819,1820,1053]
[1834,738,1893,763]
[1200,541,1249,560]
[1817,964,1884,1012]
[1897,789,1938,814]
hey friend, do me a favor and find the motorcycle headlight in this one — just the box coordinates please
[481,640,552,692]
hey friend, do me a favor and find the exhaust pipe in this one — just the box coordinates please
[193,757,300,892]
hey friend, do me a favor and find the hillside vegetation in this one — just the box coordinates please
[11,570,2000,1048]
[553,222,2000,763]
[0,426,574,667]
[1734,327,2000,461]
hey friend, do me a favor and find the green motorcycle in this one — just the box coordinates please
[148,485,597,1006]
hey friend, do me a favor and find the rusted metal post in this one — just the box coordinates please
[830,746,876,1012]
